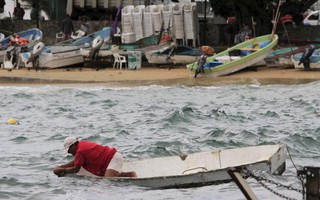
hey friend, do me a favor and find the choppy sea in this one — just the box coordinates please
[1,81,320,200]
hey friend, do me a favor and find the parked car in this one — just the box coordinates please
[303,10,320,26]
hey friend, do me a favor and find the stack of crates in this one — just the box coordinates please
[162,3,175,34]
[132,5,145,41]
[183,2,199,47]
[172,4,184,45]
[143,5,157,37]
[121,5,136,43]
[152,4,164,34]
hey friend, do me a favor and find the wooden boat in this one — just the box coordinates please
[77,144,287,189]
[145,44,201,65]
[292,48,320,69]
[264,46,306,67]
[19,42,84,69]
[186,34,278,77]
[0,28,43,64]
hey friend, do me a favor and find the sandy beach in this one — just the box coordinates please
[1,65,320,86]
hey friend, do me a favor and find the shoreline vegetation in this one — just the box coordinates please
[1,65,320,87]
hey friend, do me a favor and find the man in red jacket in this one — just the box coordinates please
[53,136,137,178]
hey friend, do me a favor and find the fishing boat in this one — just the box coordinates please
[145,44,201,65]
[186,34,278,77]
[77,144,286,189]
[291,48,320,69]
[58,27,112,46]
[19,42,84,69]
[264,46,305,67]
[81,33,161,59]
[0,28,43,64]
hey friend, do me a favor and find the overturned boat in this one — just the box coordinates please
[77,144,287,189]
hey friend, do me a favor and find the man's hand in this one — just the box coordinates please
[53,167,66,177]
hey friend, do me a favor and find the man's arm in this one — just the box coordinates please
[64,165,81,174]
[53,160,81,177]
[58,160,74,168]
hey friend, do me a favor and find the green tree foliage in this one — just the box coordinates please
[210,0,318,35]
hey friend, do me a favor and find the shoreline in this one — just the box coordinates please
[0,66,320,87]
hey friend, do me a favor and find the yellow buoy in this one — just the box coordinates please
[8,118,19,125]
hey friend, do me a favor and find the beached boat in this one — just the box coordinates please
[264,46,306,67]
[292,48,320,69]
[19,42,84,69]
[77,144,286,189]
[58,27,112,46]
[0,28,43,64]
[81,34,163,60]
[186,34,278,77]
[145,44,201,65]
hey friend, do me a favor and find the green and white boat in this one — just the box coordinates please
[187,34,278,77]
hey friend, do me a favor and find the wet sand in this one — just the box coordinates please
[0,65,320,87]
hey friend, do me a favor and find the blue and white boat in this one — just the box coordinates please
[58,27,112,46]
[292,48,320,69]
[0,28,43,63]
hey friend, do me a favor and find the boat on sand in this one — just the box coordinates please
[186,34,278,78]
[19,42,84,69]
[264,46,306,67]
[0,28,43,64]
[145,44,202,65]
[292,48,320,69]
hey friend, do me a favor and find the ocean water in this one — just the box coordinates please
[1,82,320,200]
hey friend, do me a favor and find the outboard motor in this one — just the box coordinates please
[299,45,316,71]
[20,46,29,53]
[88,35,104,61]
[71,30,85,39]
[3,46,17,70]
[20,42,45,70]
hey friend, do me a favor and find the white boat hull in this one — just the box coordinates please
[39,53,84,69]
[77,144,287,189]
[171,55,198,65]
[145,54,172,64]
[145,43,199,65]
[145,55,199,65]
[23,45,84,69]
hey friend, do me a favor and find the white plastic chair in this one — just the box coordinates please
[113,53,127,69]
